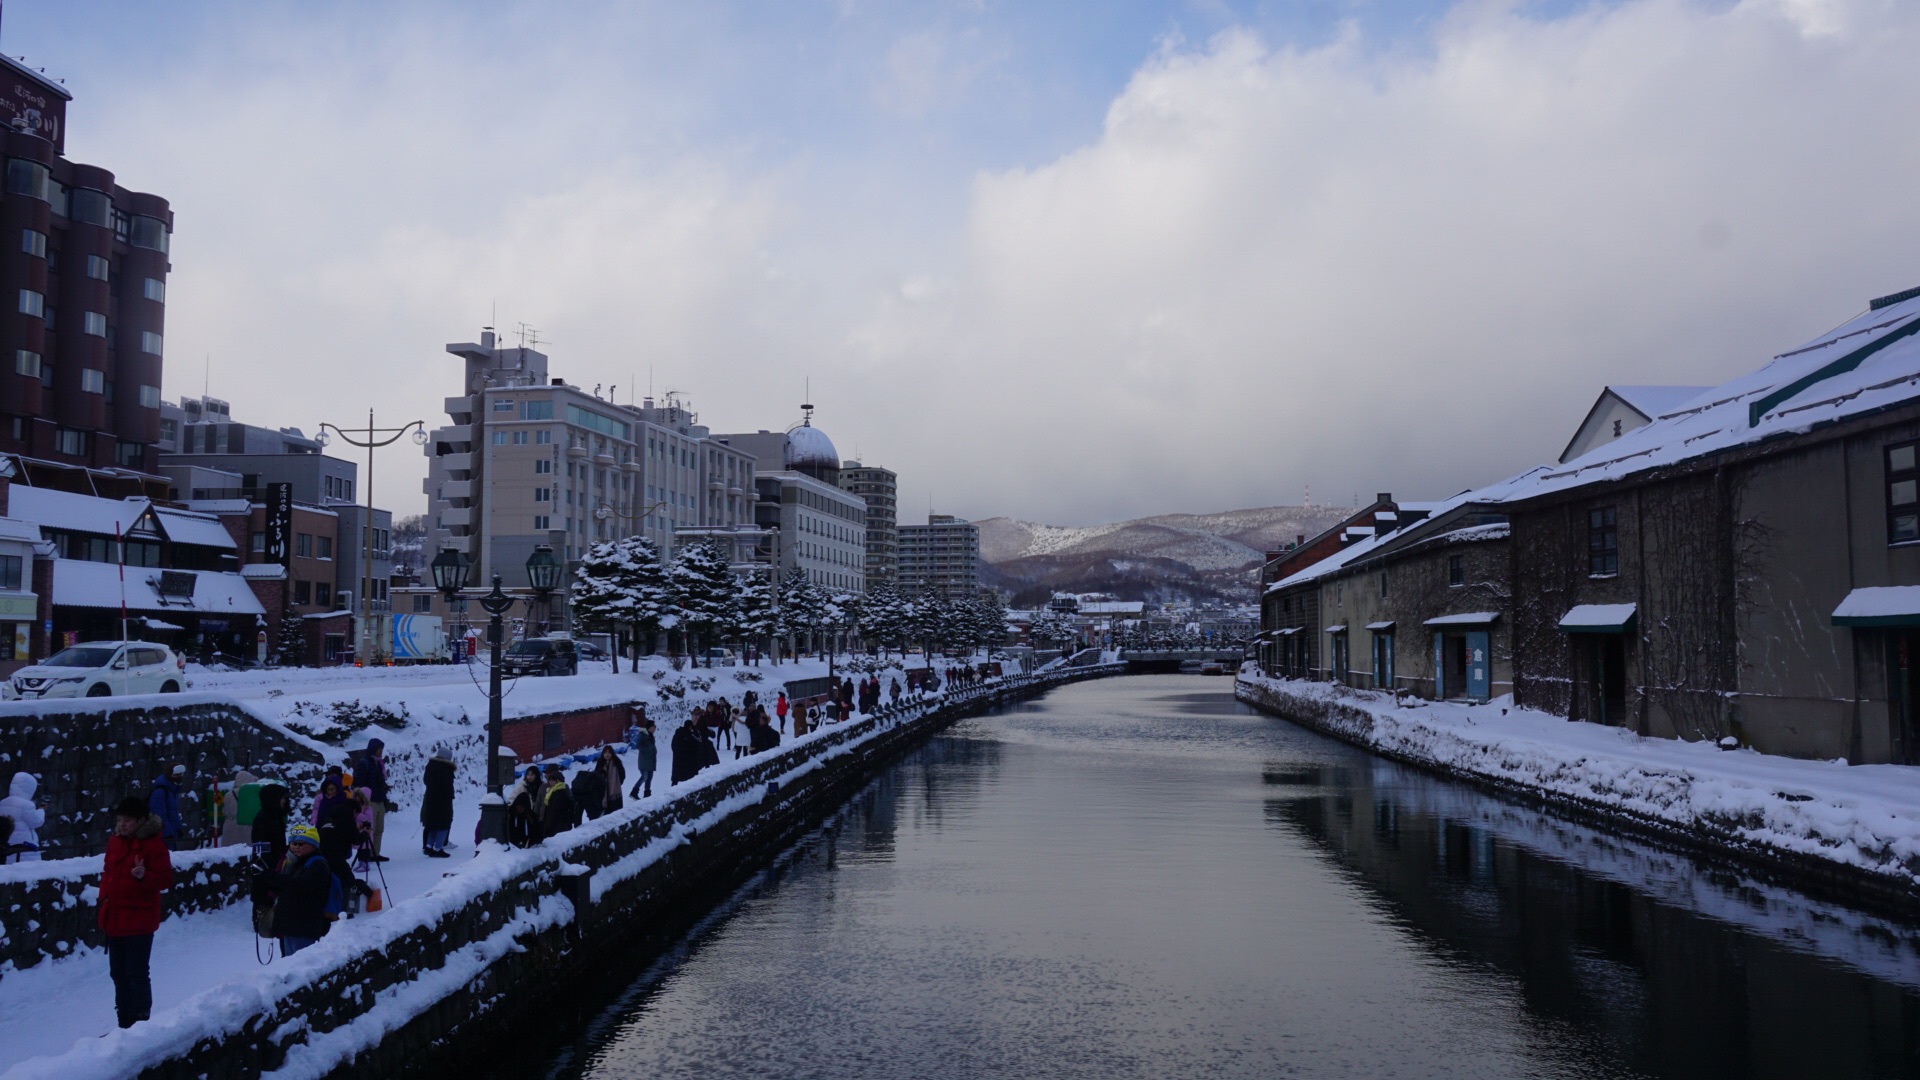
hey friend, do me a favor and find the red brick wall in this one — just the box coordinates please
[500,703,646,765]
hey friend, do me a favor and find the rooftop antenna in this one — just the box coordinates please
[1304,484,1310,510]
[801,376,814,427]
[203,353,210,399]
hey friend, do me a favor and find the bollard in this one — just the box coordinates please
[558,864,593,932]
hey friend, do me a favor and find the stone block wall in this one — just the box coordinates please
[0,695,328,859]
[0,846,255,979]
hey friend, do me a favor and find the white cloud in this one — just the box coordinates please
[838,0,1920,523]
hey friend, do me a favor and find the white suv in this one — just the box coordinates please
[6,641,186,700]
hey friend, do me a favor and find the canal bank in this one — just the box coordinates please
[1236,672,1920,918]
[5,663,1124,1080]
[525,676,1920,1080]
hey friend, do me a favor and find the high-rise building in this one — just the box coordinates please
[898,514,979,601]
[838,460,897,590]
[0,54,171,475]
[424,331,757,603]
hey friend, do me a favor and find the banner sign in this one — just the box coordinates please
[265,483,294,566]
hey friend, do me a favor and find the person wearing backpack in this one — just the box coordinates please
[99,796,174,1028]
[260,825,336,955]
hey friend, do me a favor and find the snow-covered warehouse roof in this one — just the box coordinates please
[51,559,265,616]
[1497,290,1920,505]
[8,486,235,548]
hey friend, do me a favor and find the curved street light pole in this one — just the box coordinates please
[318,411,426,665]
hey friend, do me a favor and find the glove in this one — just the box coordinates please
[384,801,400,813]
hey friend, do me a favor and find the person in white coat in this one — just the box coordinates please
[1,771,45,862]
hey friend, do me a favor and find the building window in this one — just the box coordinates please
[19,229,44,257]
[494,399,516,413]
[17,290,42,317]
[0,554,19,590]
[316,582,332,606]
[294,580,312,605]
[5,160,49,200]
[141,331,163,355]
[492,431,507,445]
[143,277,165,302]
[1379,570,1388,598]
[80,368,105,394]
[129,215,168,253]
[56,429,86,456]
[534,459,551,474]
[523,400,553,420]
[1588,507,1619,576]
[13,350,38,377]
[317,536,333,559]
[296,533,313,558]
[1890,442,1920,543]
[512,430,528,445]
[533,515,550,530]
[534,487,549,502]
[82,311,107,337]
[138,384,161,408]
[250,532,265,553]
[1448,554,1464,587]
[412,594,432,613]
[84,255,110,281]
[536,430,552,444]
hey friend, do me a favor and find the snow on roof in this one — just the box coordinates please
[1831,586,1920,625]
[1364,620,1395,630]
[1498,293,1920,505]
[1608,385,1711,419]
[7,486,149,537]
[1424,611,1501,627]
[1324,624,1348,633]
[1268,492,1482,594]
[1438,522,1511,543]
[51,559,266,616]
[1558,603,1638,631]
[1077,601,1145,615]
[185,499,253,515]
[0,517,40,544]
[154,508,236,549]
[240,564,287,580]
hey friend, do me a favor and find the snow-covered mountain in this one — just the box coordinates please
[976,505,1350,605]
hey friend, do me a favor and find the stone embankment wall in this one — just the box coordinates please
[0,694,328,859]
[0,846,256,978]
[26,665,1122,1080]
[1234,676,1920,918]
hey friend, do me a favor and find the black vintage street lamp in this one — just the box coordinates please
[525,545,561,637]
[432,549,512,845]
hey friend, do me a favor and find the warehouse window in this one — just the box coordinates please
[1889,442,1920,544]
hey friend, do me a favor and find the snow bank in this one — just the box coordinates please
[1237,674,1920,892]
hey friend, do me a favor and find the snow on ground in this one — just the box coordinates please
[1238,673,1920,888]
[0,659,1015,1079]
[0,652,1007,1075]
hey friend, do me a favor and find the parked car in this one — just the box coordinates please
[5,641,186,700]
[702,648,737,667]
[575,640,610,662]
[500,637,579,677]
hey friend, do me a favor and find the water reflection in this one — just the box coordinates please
[540,676,1920,1080]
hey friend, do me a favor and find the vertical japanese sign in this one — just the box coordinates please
[265,483,294,566]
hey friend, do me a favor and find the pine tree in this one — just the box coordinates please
[733,574,776,664]
[857,583,906,657]
[669,540,739,666]
[777,566,826,658]
[273,612,308,667]
[570,536,669,671]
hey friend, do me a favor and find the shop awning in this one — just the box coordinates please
[1365,621,1395,631]
[1424,611,1500,628]
[1559,603,1637,634]
[1324,624,1348,634]
[1831,587,1920,628]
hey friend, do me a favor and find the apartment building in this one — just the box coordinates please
[898,514,979,601]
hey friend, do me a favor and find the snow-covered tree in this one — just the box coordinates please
[857,583,908,656]
[733,574,776,664]
[668,540,738,666]
[570,536,669,671]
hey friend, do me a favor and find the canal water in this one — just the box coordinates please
[538,675,1920,1079]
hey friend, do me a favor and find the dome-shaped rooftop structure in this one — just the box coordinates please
[784,404,840,479]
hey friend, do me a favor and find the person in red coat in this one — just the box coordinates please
[99,795,174,1029]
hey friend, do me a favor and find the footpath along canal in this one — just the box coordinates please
[515,675,1920,1080]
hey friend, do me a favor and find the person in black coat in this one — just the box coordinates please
[508,769,545,848]
[250,784,289,871]
[748,714,781,754]
[670,719,705,785]
[420,753,455,857]
[594,746,625,816]
[571,767,606,822]
[258,826,333,954]
[316,791,363,903]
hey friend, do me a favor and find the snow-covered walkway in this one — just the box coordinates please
[1236,673,1920,893]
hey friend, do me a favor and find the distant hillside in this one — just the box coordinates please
[976,506,1349,607]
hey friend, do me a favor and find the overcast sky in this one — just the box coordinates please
[16,0,1920,525]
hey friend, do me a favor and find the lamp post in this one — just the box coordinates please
[318,411,426,665]
[525,544,561,637]
[433,549,508,845]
